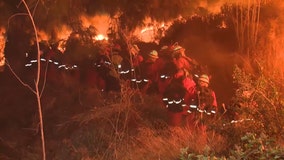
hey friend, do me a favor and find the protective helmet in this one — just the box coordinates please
[132,45,140,52]
[160,45,169,51]
[159,45,171,57]
[148,50,159,59]
[173,45,183,52]
[199,74,210,84]
[130,44,140,55]
[172,42,184,52]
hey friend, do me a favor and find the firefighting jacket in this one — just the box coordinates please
[162,79,188,113]
[186,86,218,115]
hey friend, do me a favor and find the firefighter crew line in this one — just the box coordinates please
[24,42,219,128]
[25,58,78,70]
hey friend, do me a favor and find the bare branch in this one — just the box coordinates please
[20,0,46,159]
[32,0,41,17]
[5,60,36,94]
[7,13,29,29]
[40,62,48,97]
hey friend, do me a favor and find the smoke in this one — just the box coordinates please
[263,0,284,76]
[196,0,272,14]
[197,0,226,13]
[185,0,232,14]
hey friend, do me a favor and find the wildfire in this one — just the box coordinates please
[94,34,108,41]
[78,15,173,43]
[218,20,227,29]
[56,25,72,41]
[80,14,110,42]
[57,40,67,53]
[0,27,6,71]
[54,25,72,53]
[37,30,50,42]
[140,26,154,34]
[134,18,172,43]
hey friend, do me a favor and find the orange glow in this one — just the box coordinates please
[0,27,6,68]
[134,18,173,43]
[198,0,224,13]
[39,14,176,45]
[37,30,50,42]
[218,20,227,29]
[80,14,110,42]
[94,34,108,41]
[80,14,110,34]
[78,14,172,43]
[140,26,154,34]
[57,40,66,53]
[56,25,72,41]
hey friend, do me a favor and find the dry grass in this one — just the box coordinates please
[50,82,229,160]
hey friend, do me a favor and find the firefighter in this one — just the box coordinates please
[163,66,196,127]
[110,43,123,69]
[81,58,106,90]
[94,48,121,92]
[138,50,159,94]
[156,45,177,95]
[125,44,143,88]
[155,45,172,72]
[170,43,199,79]
[171,44,191,72]
[197,74,217,108]
[163,78,188,126]
[157,60,177,95]
[185,74,218,134]
[130,44,143,68]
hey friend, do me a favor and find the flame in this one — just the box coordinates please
[68,15,174,43]
[80,14,110,41]
[56,25,72,41]
[57,40,66,53]
[37,30,50,42]
[140,26,154,34]
[198,0,224,13]
[134,17,173,43]
[218,20,227,29]
[0,27,6,68]
[94,34,108,41]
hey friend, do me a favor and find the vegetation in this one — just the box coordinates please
[1,0,284,159]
